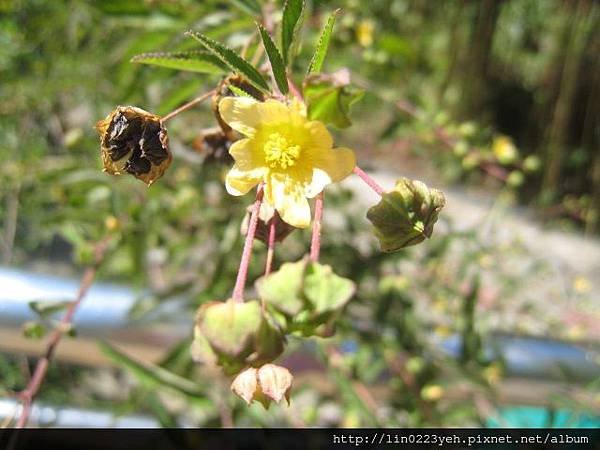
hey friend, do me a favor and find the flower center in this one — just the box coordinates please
[264,133,301,170]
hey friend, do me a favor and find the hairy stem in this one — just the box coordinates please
[353,166,385,196]
[232,184,264,302]
[310,192,324,262]
[161,90,215,123]
[14,237,111,428]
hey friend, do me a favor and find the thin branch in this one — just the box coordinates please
[160,90,215,123]
[310,192,324,262]
[353,166,385,196]
[232,184,264,302]
[264,215,277,275]
[14,237,111,428]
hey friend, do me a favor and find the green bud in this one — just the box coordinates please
[193,299,284,375]
[523,155,541,173]
[366,178,446,252]
[506,170,524,188]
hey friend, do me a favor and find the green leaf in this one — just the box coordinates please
[131,51,228,74]
[22,321,46,340]
[228,85,255,98]
[28,300,73,319]
[185,31,269,92]
[255,259,307,316]
[303,262,355,314]
[281,0,304,66]
[100,341,205,397]
[304,76,364,128]
[366,178,446,252]
[230,0,262,16]
[257,24,289,94]
[307,9,339,74]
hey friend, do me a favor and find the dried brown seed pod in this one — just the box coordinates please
[96,106,171,186]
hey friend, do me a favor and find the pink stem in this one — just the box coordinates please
[353,166,385,196]
[232,184,264,302]
[287,76,303,102]
[160,90,215,123]
[264,215,277,275]
[310,192,324,262]
[15,237,111,428]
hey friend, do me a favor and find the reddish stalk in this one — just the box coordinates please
[161,90,215,123]
[310,192,324,262]
[232,184,264,302]
[14,237,111,428]
[353,166,385,196]
[264,215,277,275]
[287,76,303,102]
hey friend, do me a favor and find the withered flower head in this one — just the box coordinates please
[96,106,171,186]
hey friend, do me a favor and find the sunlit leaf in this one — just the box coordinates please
[100,341,205,397]
[281,0,304,66]
[257,24,289,94]
[131,51,227,74]
[186,31,269,92]
[307,9,339,74]
[304,75,364,128]
[230,0,262,16]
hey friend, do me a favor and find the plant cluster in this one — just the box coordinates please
[96,0,445,407]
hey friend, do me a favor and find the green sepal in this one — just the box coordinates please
[366,178,446,252]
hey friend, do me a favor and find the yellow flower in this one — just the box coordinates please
[219,97,356,228]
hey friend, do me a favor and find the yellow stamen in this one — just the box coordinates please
[264,133,301,169]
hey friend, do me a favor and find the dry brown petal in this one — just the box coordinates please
[230,367,258,405]
[96,106,171,185]
[257,364,293,404]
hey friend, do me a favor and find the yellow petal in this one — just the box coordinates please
[265,173,311,228]
[220,98,302,137]
[305,168,332,198]
[312,146,356,182]
[219,97,261,137]
[229,138,263,170]
[226,165,264,196]
[304,121,333,149]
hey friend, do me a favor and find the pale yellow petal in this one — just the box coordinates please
[225,165,264,196]
[265,173,311,228]
[312,146,356,182]
[305,168,332,198]
[219,97,261,137]
[304,121,333,149]
[228,138,263,170]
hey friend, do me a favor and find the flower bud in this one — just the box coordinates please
[193,299,284,375]
[96,106,171,185]
[366,178,445,252]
